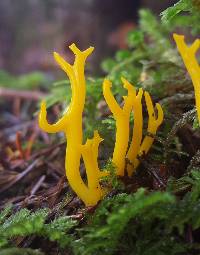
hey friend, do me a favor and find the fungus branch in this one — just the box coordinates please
[126,88,143,176]
[103,78,135,176]
[132,92,164,173]
[173,33,200,122]
[81,131,105,202]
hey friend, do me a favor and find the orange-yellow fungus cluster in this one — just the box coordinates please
[39,44,105,206]
[103,79,163,177]
[39,44,163,206]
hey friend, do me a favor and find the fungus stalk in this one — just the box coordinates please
[126,87,143,176]
[39,44,104,206]
[103,78,134,176]
[173,34,200,122]
[131,92,164,174]
[103,78,163,177]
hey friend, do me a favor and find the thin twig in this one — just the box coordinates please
[163,108,196,161]
[0,120,35,138]
[187,150,200,172]
[140,159,167,188]
[0,87,47,101]
[0,158,42,193]
[15,131,25,159]
[159,92,194,106]
[30,175,46,195]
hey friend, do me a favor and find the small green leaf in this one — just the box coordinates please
[127,30,144,47]
[161,0,192,23]
[115,50,131,62]
[101,59,116,73]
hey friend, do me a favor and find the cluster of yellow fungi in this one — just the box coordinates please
[103,79,163,177]
[38,43,163,206]
[39,33,200,206]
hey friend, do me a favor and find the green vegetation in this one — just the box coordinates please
[0,207,76,251]
[0,70,49,90]
[1,170,200,254]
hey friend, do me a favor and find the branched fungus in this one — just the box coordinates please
[129,91,163,175]
[39,44,164,205]
[39,44,105,206]
[173,34,200,122]
[103,78,135,176]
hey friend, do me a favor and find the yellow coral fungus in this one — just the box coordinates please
[131,91,163,174]
[39,43,164,205]
[103,78,164,177]
[103,78,135,176]
[173,34,200,122]
[126,86,143,176]
[39,44,105,206]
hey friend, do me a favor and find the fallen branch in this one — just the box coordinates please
[0,158,42,194]
[0,87,47,101]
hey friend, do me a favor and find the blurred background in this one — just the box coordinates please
[0,0,176,76]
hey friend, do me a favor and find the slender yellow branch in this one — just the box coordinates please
[54,52,74,79]
[81,131,104,205]
[133,91,164,170]
[103,79,122,116]
[173,33,200,122]
[126,87,143,176]
[103,77,134,176]
[39,101,69,133]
